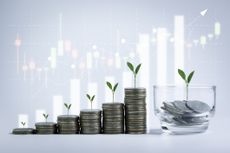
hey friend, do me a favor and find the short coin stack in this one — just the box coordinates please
[102,103,124,134]
[80,109,101,134]
[57,115,80,134]
[35,122,57,134]
[125,88,147,134]
[12,128,35,135]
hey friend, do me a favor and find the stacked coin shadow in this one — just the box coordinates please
[124,88,147,134]
[57,115,80,134]
[102,103,124,134]
[161,100,211,126]
[12,128,35,135]
[35,122,57,134]
[80,109,101,134]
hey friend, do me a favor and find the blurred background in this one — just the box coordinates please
[0,0,229,142]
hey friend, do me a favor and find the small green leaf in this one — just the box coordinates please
[64,103,68,108]
[91,95,95,101]
[68,104,72,109]
[135,64,142,74]
[86,94,91,100]
[43,114,48,119]
[113,83,118,92]
[106,82,113,90]
[187,71,195,84]
[127,62,134,72]
[178,69,186,81]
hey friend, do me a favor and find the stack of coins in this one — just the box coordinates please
[125,88,147,134]
[35,122,57,134]
[12,128,35,135]
[80,109,101,134]
[57,115,80,134]
[102,103,124,134]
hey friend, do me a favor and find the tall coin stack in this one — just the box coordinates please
[57,115,80,134]
[80,109,101,134]
[124,88,147,134]
[102,103,124,134]
[35,122,57,134]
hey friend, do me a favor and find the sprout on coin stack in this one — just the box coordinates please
[57,103,80,134]
[21,122,26,128]
[43,113,49,122]
[86,94,95,110]
[102,82,124,134]
[156,69,215,134]
[12,122,35,135]
[127,62,142,88]
[35,113,57,134]
[125,62,147,134]
[80,94,101,134]
[64,103,72,115]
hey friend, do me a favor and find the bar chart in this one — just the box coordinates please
[11,12,221,131]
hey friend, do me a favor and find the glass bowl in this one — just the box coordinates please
[153,85,216,134]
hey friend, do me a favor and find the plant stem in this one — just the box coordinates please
[91,101,92,110]
[67,109,69,115]
[112,92,114,103]
[186,84,188,101]
[134,75,136,88]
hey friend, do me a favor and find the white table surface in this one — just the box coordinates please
[1,116,229,153]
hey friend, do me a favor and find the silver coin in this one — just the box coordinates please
[172,101,195,113]
[57,115,79,122]
[125,101,146,105]
[36,129,57,134]
[35,122,57,129]
[162,102,184,115]
[186,100,211,114]
[125,105,146,109]
[58,125,79,129]
[103,121,123,126]
[103,111,124,115]
[80,109,101,114]
[102,103,124,109]
[126,131,146,134]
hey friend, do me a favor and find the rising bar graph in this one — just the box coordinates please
[174,16,185,85]
[18,114,28,128]
[53,96,63,122]
[156,28,167,85]
[35,110,46,122]
[12,12,221,130]
[70,79,80,115]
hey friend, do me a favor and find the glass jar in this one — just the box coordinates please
[153,85,216,134]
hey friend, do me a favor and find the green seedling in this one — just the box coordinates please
[127,62,142,88]
[106,81,118,103]
[21,122,26,128]
[64,103,72,115]
[43,113,49,122]
[86,94,95,110]
[178,69,195,101]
